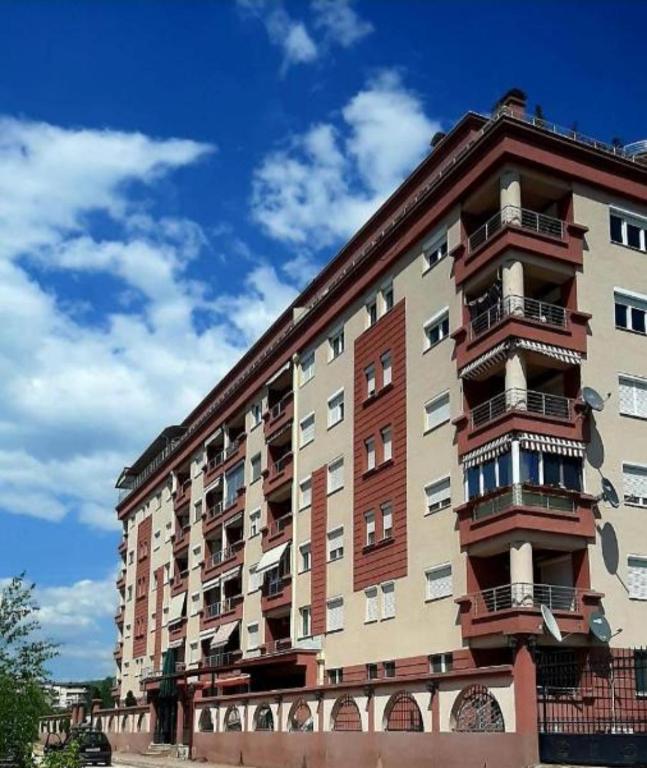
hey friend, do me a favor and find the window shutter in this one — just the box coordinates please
[623,464,647,502]
[365,588,378,622]
[619,376,647,417]
[328,598,343,631]
[381,582,395,619]
[426,477,451,512]
[628,556,647,600]
[426,393,450,429]
[426,564,452,600]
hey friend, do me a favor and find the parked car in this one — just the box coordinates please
[44,728,111,766]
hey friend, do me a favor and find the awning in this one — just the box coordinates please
[255,542,289,575]
[168,593,187,625]
[267,422,292,444]
[218,674,250,689]
[224,512,243,528]
[220,565,242,584]
[518,432,586,457]
[515,339,583,366]
[202,577,220,592]
[210,620,239,649]
[459,342,509,379]
[461,435,512,468]
[204,427,223,448]
[199,628,217,640]
[204,474,223,493]
[168,638,185,649]
[265,361,290,387]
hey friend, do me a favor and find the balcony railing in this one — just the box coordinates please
[269,391,293,420]
[263,638,293,655]
[205,595,241,618]
[266,575,289,596]
[472,484,577,522]
[270,452,293,477]
[266,513,293,538]
[470,294,567,339]
[209,543,241,568]
[203,650,241,668]
[206,501,224,521]
[469,388,573,429]
[224,436,244,461]
[468,205,565,252]
[471,582,580,616]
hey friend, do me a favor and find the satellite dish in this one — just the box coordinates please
[582,386,607,412]
[600,477,620,508]
[589,612,612,643]
[541,604,563,643]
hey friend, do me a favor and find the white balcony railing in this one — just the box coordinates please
[469,388,573,429]
[468,205,565,252]
[470,294,568,338]
[471,582,581,616]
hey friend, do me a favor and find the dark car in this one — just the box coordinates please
[44,729,112,766]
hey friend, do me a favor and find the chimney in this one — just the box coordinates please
[494,88,527,119]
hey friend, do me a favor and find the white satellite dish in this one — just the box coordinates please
[541,604,563,643]
[582,386,608,413]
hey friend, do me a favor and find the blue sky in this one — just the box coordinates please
[0,0,645,680]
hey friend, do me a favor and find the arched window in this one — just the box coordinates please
[121,714,129,732]
[331,695,362,732]
[198,708,214,733]
[288,700,313,732]
[254,704,274,731]
[451,685,505,732]
[383,692,424,732]
[137,713,146,733]
[224,706,242,732]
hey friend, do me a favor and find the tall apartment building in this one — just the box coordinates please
[112,90,647,752]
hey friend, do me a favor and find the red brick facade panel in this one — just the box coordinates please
[132,516,152,659]
[153,566,164,667]
[310,467,328,636]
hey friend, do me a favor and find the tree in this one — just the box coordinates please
[85,677,115,710]
[0,575,58,766]
[124,690,137,707]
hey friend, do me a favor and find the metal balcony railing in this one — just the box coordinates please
[203,650,241,668]
[469,388,573,429]
[206,501,223,520]
[468,205,565,252]
[270,452,293,477]
[266,513,293,538]
[209,543,240,567]
[471,582,580,616]
[205,595,241,618]
[269,391,293,420]
[470,294,567,338]
[224,436,244,460]
[472,484,577,521]
[266,577,286,596]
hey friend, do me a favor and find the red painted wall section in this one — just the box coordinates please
[153,566,164,667]
[310,467,328,636]
[353,300,408,592]
[133,516,152,659]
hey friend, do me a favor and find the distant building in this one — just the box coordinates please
[45,683,89,710]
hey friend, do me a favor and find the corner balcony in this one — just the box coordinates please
[118,538,127,557]
[261,574,292,615]
[116,569,126,592]
[264,391,294,440]
[261,512,293,552]
[113,641,123,661]
[452,295,590,376]
[173,478,192,511]
[455,484,596,555]
[263,452,294,499]
[454,388,582,455]
[452,205,588,285]
[457,582,602,641]
[115,606,125,626]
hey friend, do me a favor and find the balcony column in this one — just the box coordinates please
[500,168,522,223]
[505,348,527,408]
[510,540,533,606]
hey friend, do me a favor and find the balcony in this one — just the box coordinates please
[203,595,242,621]
[115,606,125,625]
[455,484,596,554]
[261,638,293,656]
[116,569,126,591]
[264,391,294,440]
[203,540,245,577]
[263,452,294,499]
[453,295,590,375]
[262,512,293,551]
[171,569,189,596]
[202,650,243,669]
[118,538,127,557]
[173,478,192,511]
[171,521,191,555]
[222,435,246,473]
[452,205,588,285]
[113,641,123,660]
[261,574,292,615]
[455,388,582,455]
[457,582,601,640]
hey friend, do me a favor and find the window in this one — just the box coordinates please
[365,512,376,546]
[425,477,451,514]
[299,606,311,638]
[365,438,376,471]
[623,463,647,506]
[365,586,378,622]
[326,597,344,632]
[422,233,448,272]
[615,289,647,335]
[381,352,392,386]
[153,529,161,551]
[429,653,453,673]
[300,350,315,385]
[426,564,453,601]
[249,508,261,537]
[329,327,345,360]
[365,364,376,397]
[299,542,311,573]
[127,586,133,602]
[299,477,312,509]
[192,545,202,569]
[466,451,513,500]
[619,375,647,418]
[381,427,392,462]
[251,402,263,428]
[381,503,393,539]
[635,650,647,695]
[248,564,262,593]
[193,501,202,523]
[164,521,173,543]
[164,563,170,584]
[190,593,200,617]
[381,582,395,619]
[247,622,259,650]
[327,457,344,493]
[383,661,396,678]
[366,297,378,327]
[190,641,199,664]
[610,209,647,252]
[518,450,582,493]
[300,413,315,447]
[628,556,647,600]
[327,527,344,562]
[424,309,450,350]
[225,461,244,506]
[425,392,450,432]
[250,453,262,483]
[327,390,345,428]
[366,663,378,680]
[327,668,343,685]
[128,551,134,565]
[382,283,394,313]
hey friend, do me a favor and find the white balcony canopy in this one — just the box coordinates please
[210,620,239,649]
[168,592,186,625]
[255,542,289,575]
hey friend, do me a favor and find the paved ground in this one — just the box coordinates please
[113,752,257,768]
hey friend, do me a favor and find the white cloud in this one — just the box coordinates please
[37,575,118,631]
[312,0,373,47]
[251,70,441,248]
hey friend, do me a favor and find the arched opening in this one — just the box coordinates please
[136,713,146,733]
[95,717,103,732]
[254,704,274,731]
[451,685,505,732]
[121,714,129,733]
[383,692,424,732]
[107,715,114,733]
[223,706,242,732]
[288,700,313,732]
[331,695,362,732]
[198,708,214,733]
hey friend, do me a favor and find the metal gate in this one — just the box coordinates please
[537,648,647,766]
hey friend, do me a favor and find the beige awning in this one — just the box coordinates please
[210,620,239,649]
[168,592,186,625]
[168,638,185,649]
[220,565,241,584]
[265,361,290,387]
[255,542,289,575]
[202,576,220,593]
[459,342,509,379]
[518,432,586,457]
[461,435,512,468]
[515,339,583,366]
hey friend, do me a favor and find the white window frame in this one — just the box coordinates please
[425,563,453,602]
[327,457,344,494]
[424,391,450,433]
[299,476,312,510]
[250,452,262,483]
[381,581,395,620]
[299,542,311,573]
[250,401,263,428]
[300,349,315,385]
[365,437,376,471]
[299,412,315,448]
[381,282,394,314]
[366,296,378,328]
[425,475,452,515]
[326,596,344,633]
[381,427,392,462]
[381,502,393,539]
[381,352,392,387]
[299,606,312,639]
[610,207,647,252]
[365,511,376,547]
[327,526,344,562]
[614,288,647,334]
[364,586,378,623]
[365,364,376,397]
[623,462,647,507]
[421,230,448,273]
[248,563,262,593]
[628,555,647,600]
[249,508,261,538]
[424,308,450,351]
[327,388,345,429]
[619,373,647,419]
[328,327,345,361]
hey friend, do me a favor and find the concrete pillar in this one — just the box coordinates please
[176,698,184,745]
[510,541,534,606]
[500,169,522,221]
[505,349,528,406]
[501,257,525,301]
[513,638,539,745]
[149,701,157,743]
